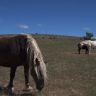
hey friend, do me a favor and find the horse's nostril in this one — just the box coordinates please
[37,85,44,91]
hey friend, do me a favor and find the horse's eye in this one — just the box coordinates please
[35,58,40,66]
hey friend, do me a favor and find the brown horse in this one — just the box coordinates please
[0,34,47,91]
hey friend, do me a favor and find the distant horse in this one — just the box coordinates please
[77,40,96,54]
[0,34,47,91]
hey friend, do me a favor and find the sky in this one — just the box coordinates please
[0,0,96,37]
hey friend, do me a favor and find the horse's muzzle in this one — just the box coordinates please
[36,79,44,91]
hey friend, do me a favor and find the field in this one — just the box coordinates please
[0,34,96,96]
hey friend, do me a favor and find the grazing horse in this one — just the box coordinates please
[77,40,96,54]
[0,34,47,91]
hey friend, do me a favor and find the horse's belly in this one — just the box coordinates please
[0,54,22,67]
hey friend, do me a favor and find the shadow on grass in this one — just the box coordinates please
[0,85,42,96]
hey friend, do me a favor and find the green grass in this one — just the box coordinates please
[0,35,96,96]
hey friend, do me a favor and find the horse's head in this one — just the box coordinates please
[31,57,47,91]
[26,35,47,91]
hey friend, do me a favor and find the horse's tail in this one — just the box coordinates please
[25,34,47,80]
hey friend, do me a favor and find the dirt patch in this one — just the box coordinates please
[64,51,96,56]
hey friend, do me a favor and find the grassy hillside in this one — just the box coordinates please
[0,34,96,96]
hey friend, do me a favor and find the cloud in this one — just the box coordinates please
[83,27,91,31]
[18,24,29,29]
[37,24,42,27]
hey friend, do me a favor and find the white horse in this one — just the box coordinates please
[77,40,96,54]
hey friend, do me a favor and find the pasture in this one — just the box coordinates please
[0,34,96,96]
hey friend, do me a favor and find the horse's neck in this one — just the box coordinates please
[90,41,96,47]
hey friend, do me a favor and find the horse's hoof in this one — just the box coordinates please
[27,86,33,90]
[8,87,15,94]
[11,87,15,92]
[23,86,33,91]
[3,85,15,92]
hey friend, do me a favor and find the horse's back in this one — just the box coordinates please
[0,34,28,67]
[80,40,90,44]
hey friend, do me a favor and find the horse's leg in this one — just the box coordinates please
[3,66,17,95]
[24,64,32,90]
[7,66,17,89]
[85,46,88,54]
[24,64,29,87]
[88,47,91,54]
[85,49,88,54]
[78,43,81,54]
[85,46,90,54]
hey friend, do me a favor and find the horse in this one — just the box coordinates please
[77,40,96,54]
[0,34,47,92]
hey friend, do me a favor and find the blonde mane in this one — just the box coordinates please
[26,34,47,80]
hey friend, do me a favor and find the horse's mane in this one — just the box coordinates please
[25,34,47,80]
